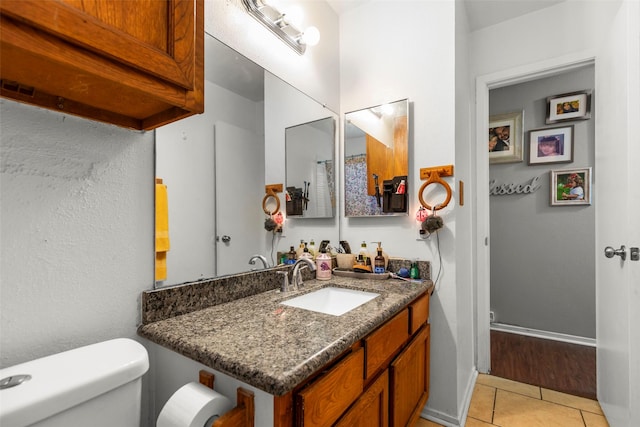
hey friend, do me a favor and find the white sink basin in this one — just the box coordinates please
[281,287,379,316]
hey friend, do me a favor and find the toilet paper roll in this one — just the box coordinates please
[157,382,233,427]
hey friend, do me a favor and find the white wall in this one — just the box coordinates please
[207,0,340,113]
[0,99,154,367]
[339,1,473,424]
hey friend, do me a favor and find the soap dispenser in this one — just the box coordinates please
[316,248,332,280]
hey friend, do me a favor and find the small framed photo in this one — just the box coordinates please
[550,167,592,206]
[528,125,574,165]
[489,111,524,164]
[546,90,592,124]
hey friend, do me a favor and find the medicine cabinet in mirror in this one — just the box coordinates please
[155,34,339,288]
[344,99,409,217]
[285,117,336,218]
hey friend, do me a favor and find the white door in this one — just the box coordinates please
[214,121,265,276]
[595,2,639,425]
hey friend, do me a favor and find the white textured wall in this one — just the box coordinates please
[339,1,471,424]
[0,99,154,368]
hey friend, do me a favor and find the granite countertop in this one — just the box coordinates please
[138,275,433,396]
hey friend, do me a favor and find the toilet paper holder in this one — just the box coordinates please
[199,370,255,427]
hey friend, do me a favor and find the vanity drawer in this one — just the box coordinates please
[295,347,364,427]
[365,309,410,379]
[409,292,430,334]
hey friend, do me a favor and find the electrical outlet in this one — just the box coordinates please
[489,311,495,323]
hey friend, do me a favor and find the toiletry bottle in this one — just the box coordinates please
[299,243,313,260]
[316,248,332,280]
[396,179,406,194]
[295,240,305,258]
[374,243,385,274]
[410,260,420,279]
[287,246,296,264]
[308,239,317,259]
[358,241,371,266]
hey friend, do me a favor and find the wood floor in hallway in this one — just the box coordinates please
[416,374,608,427]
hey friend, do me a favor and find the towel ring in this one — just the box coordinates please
[262,190,280,216]
[418,170,452,211]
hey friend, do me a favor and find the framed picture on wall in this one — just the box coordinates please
[528,125,574,165]
[546,90,592,124]
[489,111,524,164]
[550,167,592,206]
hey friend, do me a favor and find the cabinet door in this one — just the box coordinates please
[335,370,389,427]
[409,292,430,334]
[389,324,430,427]
[295,348,364,427]
[365,309,409,380]
[0,0,203,130]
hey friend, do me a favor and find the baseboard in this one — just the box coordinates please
[490,323,596,347]
[420,369,478,427]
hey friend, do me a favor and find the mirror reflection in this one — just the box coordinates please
[344,99,409,217]
[155,34,338,288]
[285,117,336,219]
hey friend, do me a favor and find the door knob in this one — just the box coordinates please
[604,245,626,260]
[218,235,231,243]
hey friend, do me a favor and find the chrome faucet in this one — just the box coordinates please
[291,258,316,290]
[248,254,269,269]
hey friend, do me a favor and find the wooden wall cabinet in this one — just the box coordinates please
[279,289,431,427]
[0,0,204,130]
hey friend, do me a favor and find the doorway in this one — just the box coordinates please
[474,53,596,374]
[486,66,596,398]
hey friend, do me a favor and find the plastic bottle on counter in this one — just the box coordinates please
[295,240,305,259]
[308,239,317,259]
[298,243,313,260]
[316,248,332,280]
[358,241,371,267]
[410,260,420,279]
[374,242,385,274]
[287,246,297,265]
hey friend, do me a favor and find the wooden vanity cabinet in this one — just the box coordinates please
[0,0,204,130]
[335,370,389,427]
[390,325,430,426]
[295,348,365,427]
[279,289,431,427]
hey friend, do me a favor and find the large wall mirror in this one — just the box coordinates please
[344,99,409,217]
[285,117,336,219]
[155,33,338,288]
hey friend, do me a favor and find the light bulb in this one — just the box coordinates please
[301,26,320,46]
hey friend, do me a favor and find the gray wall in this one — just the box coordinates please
[489,65,595,338]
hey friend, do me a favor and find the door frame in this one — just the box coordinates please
[474,51,596,373]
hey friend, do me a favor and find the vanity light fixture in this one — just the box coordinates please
[242,0,320,55]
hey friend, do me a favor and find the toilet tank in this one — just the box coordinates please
[0,338,149,427]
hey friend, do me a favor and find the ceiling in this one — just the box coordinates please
[326,0,565,32]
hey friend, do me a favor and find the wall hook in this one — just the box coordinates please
[418,165,453,211]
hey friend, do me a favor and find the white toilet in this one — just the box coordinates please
[0,338,149,427]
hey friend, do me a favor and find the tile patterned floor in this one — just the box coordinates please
[415,374,609,427]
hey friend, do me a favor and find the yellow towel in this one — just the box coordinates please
[156,252,167,281]
[155,178,170,281]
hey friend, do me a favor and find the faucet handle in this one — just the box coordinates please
[276,271,289,292]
